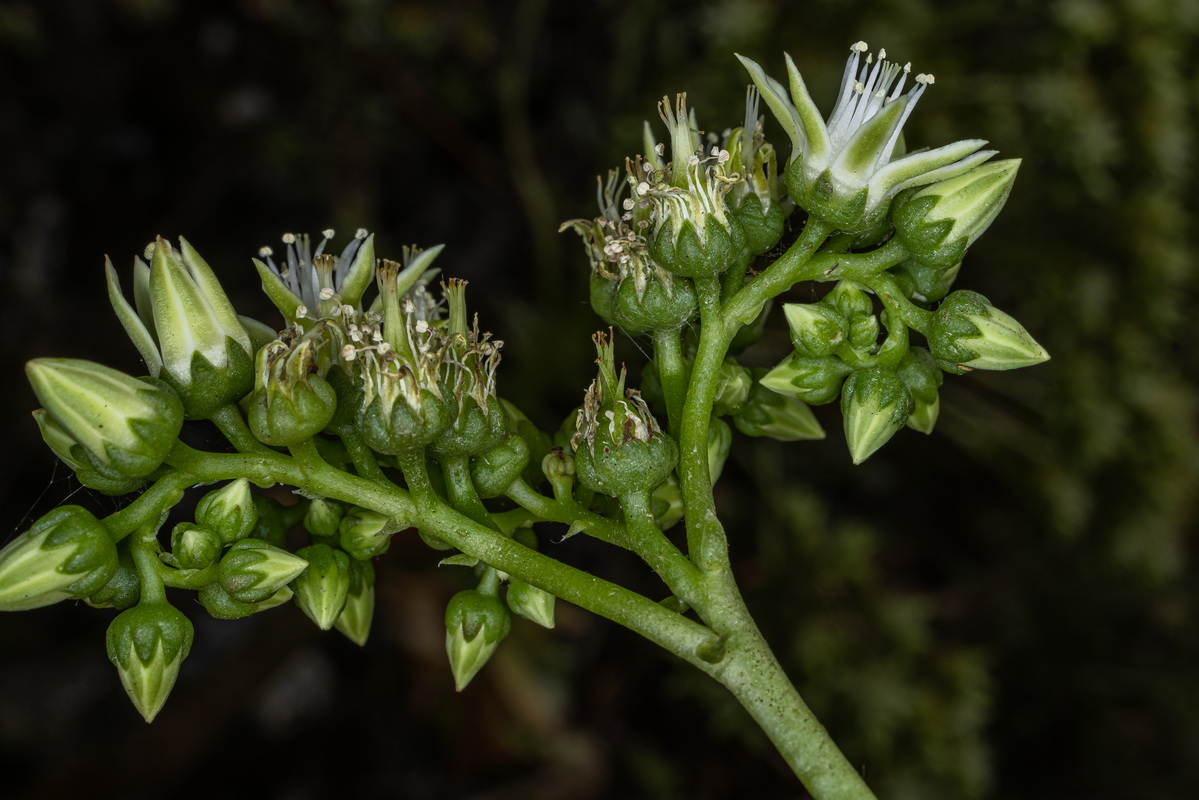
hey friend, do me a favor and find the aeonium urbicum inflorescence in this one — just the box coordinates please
[4,41,1051,800]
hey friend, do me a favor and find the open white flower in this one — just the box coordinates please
[253,228,375,324]
[737,42,996,232]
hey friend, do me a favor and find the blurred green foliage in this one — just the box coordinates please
[0,1,1196,798]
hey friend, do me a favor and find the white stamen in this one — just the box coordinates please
[851,41,868,53]
[322,228,335,239]
[282,233,297,244]
[355,228,368,239]
[258,246,274,257]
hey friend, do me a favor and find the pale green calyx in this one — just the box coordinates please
[253,228,376,324]
[25,358,183,479]
[0,506,118,612]
[928,290,1050,374]
[738,43,994,231]
[107,237,252,390]
[334,559,376,646]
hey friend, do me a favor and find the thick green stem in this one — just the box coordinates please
[504,478,629,549]
[651,327,688,434]
[339,427,392,484]
[441,455,497,531]
[103,470,195,542]
[619,489,703,607]
[130,528,167,604]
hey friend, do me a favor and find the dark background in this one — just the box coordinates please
[1,1,1197,798]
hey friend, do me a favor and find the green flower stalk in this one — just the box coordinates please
[26,358,184,481]
[928,290,1051,373]
[739,42,994,232]
[253,228,375,324]
[892,159,1021,270]
[105,600,194,722]
[0,506,118,611]
[106,237,254,418]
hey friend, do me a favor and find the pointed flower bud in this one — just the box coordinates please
[783,303,847,358]
[0,506,118,611]
[253,229,375,324]
[445,588,511,691]
[738,43,994,232]
[197,582,291,620]
[26,359,183,480]
[928,291,1050,374]
[841,367,914,464]
[195,479,258,545]
[504,530,555,629]
[107,238,254,418]
[893,159,1020,269]
[571,332,678,497]
[338,508,397,560]
[32,409,146,495]
[734,371,826,441]
[304,497,346,539]
[761,353,853,406]
[291,544,351,630]
[218,538,308,604]
[897,347,943,434]
[105,600,194,722]
[169,523,222,571]
[641,94,749,278]
[471,433,531,499]
[334,558,375,646]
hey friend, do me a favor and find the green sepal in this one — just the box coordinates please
[85,542,141,610]
[761,353,852,406]
[304,498,346,539]
[105,600,194,722]
[574,433,678,498]
[429,394,509,459]
[729,192,785,256]
[169,523,222,571]
[0,505,118,611]
[291,544,351,630]
[247,373,337,447]
[162,338,255,420]
[928,291,1050,374]
[197,582,281,620]
[32,409,146,495]
[650,214,749,279]
[783,303,847,358]
[323,365,364,437]
[359,390,452,455]
[611,272,698,334]
[889,260,961,305]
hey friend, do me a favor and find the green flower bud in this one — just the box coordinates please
[651,474,685,530]
[761,353,853,406]
[841,367,914,464]
[572,333,678,497]
[712,360,753,416]
[247,337,338,447]
[26,359,183,480]
[821,280,873,321]
[291,544,351,631]
[498,399,553,488]
[928,291,1050,374]
[195,479,258,545]
[169,523,222,571]
[32,410,145,495]
[218,538,308,604]
[0,506,118,611]
[445,588,511,691]
[196,582,291,620]
[889,259,960,304]
[471,433,531,499]
[541,446,576,503]
[847,315,881,350]
[85,543,141,610]
[734,371,826,441]
[334,558,375,646]
[783,303,847,357]
[106,238,255,418]
[505,530,554,629]
[893,159,1020,270]
[338,509,396,560]
[304,498,346,539]
[707,416,732,485]
[738,46,992,233]
[105,600,194,722]
[897,347,943,434]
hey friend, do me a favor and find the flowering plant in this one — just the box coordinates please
[0,42,1045,800]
